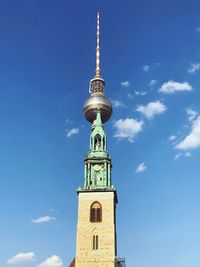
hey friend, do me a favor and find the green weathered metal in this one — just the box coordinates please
[77,110,115,192]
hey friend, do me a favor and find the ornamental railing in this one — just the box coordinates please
[77,185,115,191]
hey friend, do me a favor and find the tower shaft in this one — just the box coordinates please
[75,191,117,267]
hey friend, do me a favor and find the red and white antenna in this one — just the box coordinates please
[96,12,101,77]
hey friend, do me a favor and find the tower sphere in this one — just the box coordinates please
[83,94,112,124]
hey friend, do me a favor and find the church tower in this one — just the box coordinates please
[71,13,125,267]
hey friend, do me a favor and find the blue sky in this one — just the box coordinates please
[0,0,200,266]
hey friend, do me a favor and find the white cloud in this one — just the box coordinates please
[143,65,150,72]
[185,151,192,157]
[121,81,130,87]
[186,108,198,122]
[174,153,181,160]
[149,79,157,88]
[136,100,166,119]
[174,151,192,159]
[176,116,200,150]
[134,91,140,95]
[66,128,79,138]
[127,93,133,99]
[31,216,56,224]
[112,100,126,108]
[187,62,200,74]
[159,80,192,94]
[113,118,144,142]
[7,252,35,265]
[196,27,200,32]
[38,255,63,267]
[169,135,176,141]
[136,162,147,173]
[134,90,147,96]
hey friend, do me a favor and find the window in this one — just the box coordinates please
[93,235,99,250]
[94,134,101,150]
[90,202,102,222]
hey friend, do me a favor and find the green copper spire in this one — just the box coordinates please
[88,109,107,157]
[77,110,114,191]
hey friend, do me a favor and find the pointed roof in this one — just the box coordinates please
[94,109,103,126]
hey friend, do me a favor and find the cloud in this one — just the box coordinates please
[174,151,192,159]
[175,116,200,150]
[38,255,63,267]
[112,100,126,108]
[186,108,198,122]
[149,79,157,88]
[113,118,144,142]
[159,80,192,94]
[31,216,56,224]
[66,118,74,124]
[196,27,200,32]
[127,93,133,99]
[143,65,150,72]
[187,62,200,74]
[185,151,192,157]
[7,252,35,265]
[174,153,181,160]
[121,81,130,87]
[136,100,167,119]
[134,90,147,96]
[136,162,147,173]
[169,135,176,141]
[66,128,79,138]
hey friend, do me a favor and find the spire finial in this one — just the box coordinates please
[96,11,101,77]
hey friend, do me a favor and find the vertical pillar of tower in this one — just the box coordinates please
[84,163,87,187]
[88,162,90,186]
[104,161,107,187]
[108,163,111,187]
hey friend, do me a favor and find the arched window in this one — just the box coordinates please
[90,202,102,222]
[93,235,99,250]
[94,134,101,150]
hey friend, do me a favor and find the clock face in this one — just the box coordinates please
[94,164,101,172]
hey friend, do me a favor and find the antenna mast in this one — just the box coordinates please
[96,12,101,77]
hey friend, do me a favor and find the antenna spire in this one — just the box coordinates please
[96,12,101,77]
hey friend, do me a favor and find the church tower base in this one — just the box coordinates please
[75,190,117,267]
